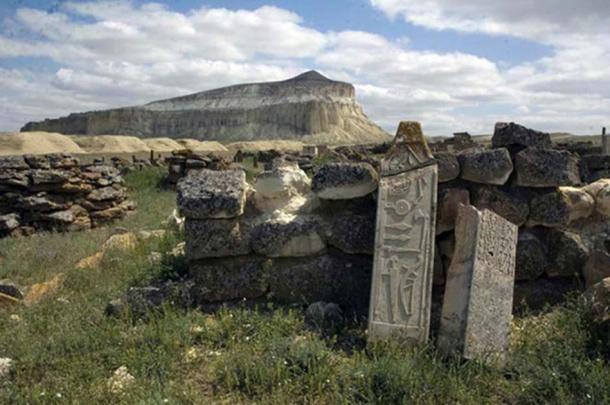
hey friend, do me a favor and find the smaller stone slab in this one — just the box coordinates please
[434,152,460,183]
[250,214,326,257]
[185,218,252,260]
[438,205,517,362]
[491,122,552,149]
[458,148,513,185]
[177,169,247,219]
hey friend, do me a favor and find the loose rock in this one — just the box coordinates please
[312,162,378,199]
[458,148,513,185]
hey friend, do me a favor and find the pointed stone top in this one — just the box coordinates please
[380,121,435,176]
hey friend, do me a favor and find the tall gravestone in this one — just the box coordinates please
[368,121,438,343]
[438,204,518,362]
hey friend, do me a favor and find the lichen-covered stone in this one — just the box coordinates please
[491,122,552,149]
[471,185,529,226]
[190,257,270,303]
[515,230,547,281]
[251,214,326,257]
[546,229,589,278]
[185,218,251,260]
[312,162,378,199]
[528,187,594,227]
[583,250,610,287]
[328,214,375,254]
[177,169,247,219]
[0,155,29,170]
[86,186,126,202]
[514,147,581,187]
[458,148,513,185]
[435,152,460,183]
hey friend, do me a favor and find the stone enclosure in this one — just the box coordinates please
[180,122,610,317]
[0,153,134,237]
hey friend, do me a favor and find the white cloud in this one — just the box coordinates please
[0,0,608,135]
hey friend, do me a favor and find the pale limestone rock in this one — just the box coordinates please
[251,213,326,257]
[528,187,595,227]
[438,205,517,362]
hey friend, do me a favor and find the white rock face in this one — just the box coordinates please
[22,71,391,145]
[253,162,312,212]
[583,179,610,217]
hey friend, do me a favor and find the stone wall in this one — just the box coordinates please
[179,122,610,313]
[0,154,135,237]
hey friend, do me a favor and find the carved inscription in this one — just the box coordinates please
[368,165,438,341]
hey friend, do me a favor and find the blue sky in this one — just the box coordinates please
[0,0,608,134]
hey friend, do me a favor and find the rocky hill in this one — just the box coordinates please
[21,71,390,145]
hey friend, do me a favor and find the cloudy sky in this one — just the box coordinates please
[0,0,608,135]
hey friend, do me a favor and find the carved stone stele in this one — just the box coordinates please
[368,121,438,343]
[437,205,518,362]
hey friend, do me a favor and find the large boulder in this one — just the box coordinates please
[250,214,326,257]
[583,250,610,288]
[190,257,270,303]
[328,214,375,254]
[0,155,29,170]
[514,147,581,187]
[491,122,552,150]
[436,188,470,234]
[312,162,378,200]
[458,148,513,185]
[253,162,317,213]
[185,218,252,260]
[177,169,247,219]
[434,152,460,183]
[528,187,595,227]
[515,230,547,281]
[471,185,529,226]
[545,229,589,278]
[583,179,610,217]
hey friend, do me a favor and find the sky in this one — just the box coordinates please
[0,0,609,135]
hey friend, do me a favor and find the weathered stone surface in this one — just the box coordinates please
[514,147,581,187]
[380,121,435,176]
[546,229,589,278]
[491,122,552,149]
[177,169,247,219]
[528,187,595,227]
[23,154,50,169]
[312,162,378,200]
[90,206,126,222]
[253,163,317,213]
[0,214,20,232]
[22,71,390,145]
[29,169,71,185]
[438,205,517,361]
[328,214,375,255]
[0,171,29,188]
[590,180,610,217]
[251,214,325,257]
[269,253,372,310]
[86,186,126,202]
[0,155,28,170]
[20,193,71,212]
[513,278,579,313]
[458,148,513,185]
[190,257,269,303]
[305,302,344,332]
[515,230,547,281]
[48,153,79,169]
[434,152,460,183]
[185,218,251,260]
[436,188,470,234]
[471,186,529,226]
[584,250,610,288]
[369,122,437,343]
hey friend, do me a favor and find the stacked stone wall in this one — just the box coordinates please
[0,153,135,237]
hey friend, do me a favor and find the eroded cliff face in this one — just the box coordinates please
[21,71,390,145]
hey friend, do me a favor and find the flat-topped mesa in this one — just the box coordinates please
[21,71,390,144]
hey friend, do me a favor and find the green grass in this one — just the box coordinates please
[0,167,608,404]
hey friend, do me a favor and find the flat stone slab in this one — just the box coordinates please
[185,218,252,260]
[250,214,326,258]
[458,148,513,185]
[438,205,518,362]
[312,162,378,200]
[177,169,247,219]
[492,122,552,149]
[368,121,438,344]
[514,147,581,187]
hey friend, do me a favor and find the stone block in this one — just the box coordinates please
[312,162,378,200]
[434,152,460,183]
[514,147,581,187]
[436,187,470,234]
[545,229,588,278]
[328,214,375,255]
[438,205,517,362]
[471,185,529,226]
[0,155,29,170]
[491,122,552,149]
[528,187,594,227]
[458,148,513,185]
[584,250,610,288]
[177,169,247,219]
[185,218,251,260]
[515,230,547,281]
[251,214,326,257]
